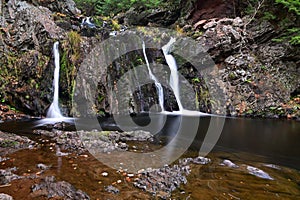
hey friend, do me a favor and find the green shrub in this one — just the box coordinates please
[275,0,300,15]
[74,0,165,16]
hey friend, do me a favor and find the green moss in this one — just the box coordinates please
[67,31,81,62]
[192,77,200,83]
[228,72,236,80]
[82,131,111,139]
[61,31,82,101]
[246,109,254,114]
[112,19,121,31]
[98,94,105,102]
[0,140,19,148]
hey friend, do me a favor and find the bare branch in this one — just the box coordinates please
[244,0,265,28]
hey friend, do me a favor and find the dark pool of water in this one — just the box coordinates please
[1,114,300,169]
[0,114,299,199]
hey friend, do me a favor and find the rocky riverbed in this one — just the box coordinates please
[0,128,213,199]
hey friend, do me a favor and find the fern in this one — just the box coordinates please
[275,0,300,15]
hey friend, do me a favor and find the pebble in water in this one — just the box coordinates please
[36,163,50,171]
[101,172,108,177]
[105,185,119,194]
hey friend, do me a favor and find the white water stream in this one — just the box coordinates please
[142,41,165,112]
[162,37,184,112]
[46,42,64,118]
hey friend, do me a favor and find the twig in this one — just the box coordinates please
[244,0,265,28]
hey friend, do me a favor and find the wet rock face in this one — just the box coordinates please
[222,42,299,117]
[189,0,239,23]
[3,0,64,52]
[194,17,246,62]
[24,0,81,15]
[124,8,180,26]
[0,0,67,116]
[0,0,91,118]
[191,17,300,117]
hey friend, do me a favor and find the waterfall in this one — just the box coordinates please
[162,38,183,112]
[46,42,64,118]
[142,41,165,112]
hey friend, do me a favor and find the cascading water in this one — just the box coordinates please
[46,41,64,118]
[142,41,165,112]
[162,37,183,112]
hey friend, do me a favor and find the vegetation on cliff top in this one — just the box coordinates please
[73,0,180,16]
[244,0,300,45]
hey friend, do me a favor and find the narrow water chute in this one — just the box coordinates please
[142,41,165,112]
[162,38,183,112]
[46,41,64,118]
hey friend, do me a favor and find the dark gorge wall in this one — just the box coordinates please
[0,0,63,116]
[0,0,299,120]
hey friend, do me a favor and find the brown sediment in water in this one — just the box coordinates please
[0,141,299,200]
[0,145,152,200]
[0,121,300,199]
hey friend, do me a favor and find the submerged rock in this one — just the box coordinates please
[220,159,239,168]
[33,130,86,154]
[0,193,14,200]
[247,165,274,180]
[134,165,189,199]
[32,129,155,155]
[0,167,22,185]
[134,156,210,198]
[31,176,90,199]
[79,130,154,153]
[0,131,36,155]
[36,163,50,171]
[105,185,120,194]
[263,164,281,170]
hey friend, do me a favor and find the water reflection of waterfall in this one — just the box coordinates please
[47,42,64,118]
[142,41,165,112]
[162,37,183,112]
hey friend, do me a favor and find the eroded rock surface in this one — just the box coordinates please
[30,176,90,199]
